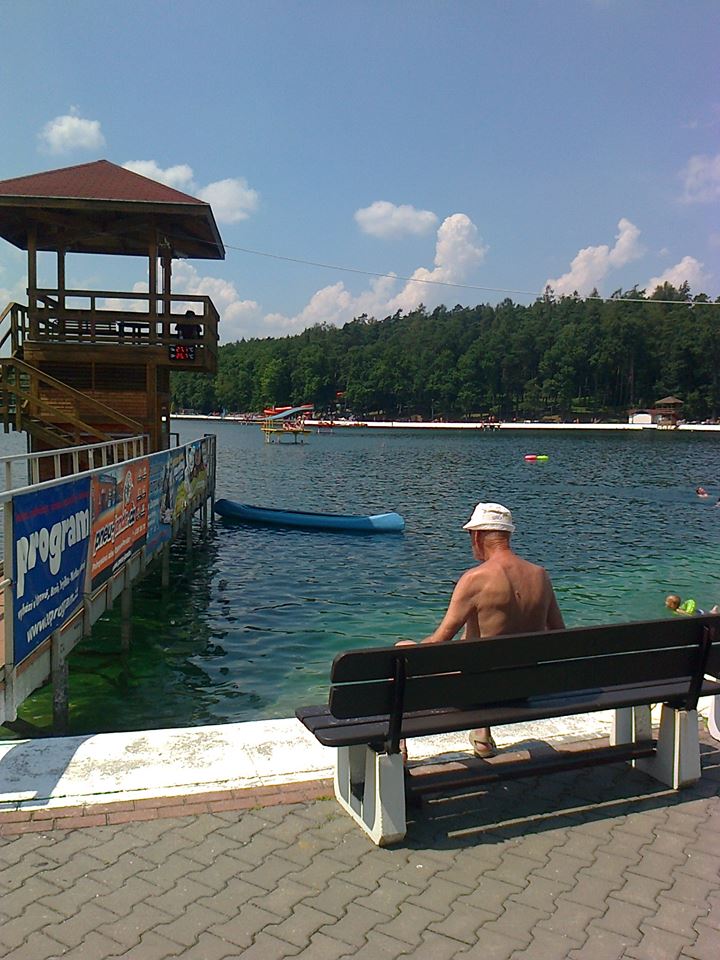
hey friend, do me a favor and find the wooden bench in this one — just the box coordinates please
[297,616,720,845]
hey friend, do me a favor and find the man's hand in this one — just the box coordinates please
[395,639,417,647]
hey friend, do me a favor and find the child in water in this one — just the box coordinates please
[665,594,720,615]
[666,594,698,615]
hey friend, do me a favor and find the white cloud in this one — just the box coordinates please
[680,153,720,203]
[547,218,643,296]
[645,256,709,296]
[261,213,488,336]
[172,262,261,342]
[99,262,260,342]
[122,161,195,192]
[122,161,260,224]
[39,108,105,154]
[385,214,488,314]
[354,201,438,238]
[197,178,259,223]
[0,251,28,326]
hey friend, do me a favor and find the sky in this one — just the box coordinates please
[0,0,718,343]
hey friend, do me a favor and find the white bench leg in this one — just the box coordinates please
[334,745,406,846]
[708,694,720,741]
[611,705,652,746]
[634,706,701,789]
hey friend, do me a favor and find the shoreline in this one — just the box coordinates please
[172,414,720,432]
[1,699,715,813]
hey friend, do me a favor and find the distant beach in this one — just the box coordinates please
[172,414,720,433]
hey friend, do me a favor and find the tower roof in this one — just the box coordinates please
[0,160,224,259]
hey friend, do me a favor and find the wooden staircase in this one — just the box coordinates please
[0,355,144,449]
[1,301,145,451]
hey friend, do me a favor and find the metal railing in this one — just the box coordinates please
[0,434,216,723]
[1,434,149,494]
[0,434,149,572]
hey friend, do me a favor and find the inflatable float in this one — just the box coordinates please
[524,454,549,461]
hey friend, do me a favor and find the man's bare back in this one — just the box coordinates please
[420,535,564,645]
[397,502,564,759]
[454,550,563,640]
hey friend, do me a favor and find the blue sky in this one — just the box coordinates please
[0,0,718,342]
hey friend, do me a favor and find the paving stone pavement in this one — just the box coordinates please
[1,735,719,960]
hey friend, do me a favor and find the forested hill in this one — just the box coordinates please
[171,284,720,421]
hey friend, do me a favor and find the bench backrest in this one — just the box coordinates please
[329,616,720,720]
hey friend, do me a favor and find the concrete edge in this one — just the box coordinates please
[0,700,715,828]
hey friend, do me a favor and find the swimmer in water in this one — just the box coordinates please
[696,486,709,497]
[666,594,720,616]
[666,594,697,615]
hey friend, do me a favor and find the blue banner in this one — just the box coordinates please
[12,476,91,664]
[146,450,173,554]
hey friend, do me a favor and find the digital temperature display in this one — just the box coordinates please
[169,344,196,361]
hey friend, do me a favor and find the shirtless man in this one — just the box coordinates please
[399,502,564,758]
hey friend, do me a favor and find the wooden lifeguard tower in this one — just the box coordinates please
[0,159,224,455]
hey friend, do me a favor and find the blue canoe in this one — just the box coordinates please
[214,499,405,533]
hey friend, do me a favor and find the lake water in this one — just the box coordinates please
[12,421,720,735]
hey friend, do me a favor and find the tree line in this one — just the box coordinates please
[171,283,720,421]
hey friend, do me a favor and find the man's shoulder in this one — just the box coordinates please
[495,551,545,573]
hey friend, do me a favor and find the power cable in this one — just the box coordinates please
[190,234,720,307]
[219,242,720,307]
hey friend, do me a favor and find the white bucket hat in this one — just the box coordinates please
[462,502,515,533]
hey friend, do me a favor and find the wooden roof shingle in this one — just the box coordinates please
[0,160,204,204]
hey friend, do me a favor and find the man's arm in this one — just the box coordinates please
[545,575,565,630]
[420,572,477,644]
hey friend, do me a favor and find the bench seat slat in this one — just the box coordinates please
[300,677,720,748]
[330,647,702,719]
[331,617,717,683]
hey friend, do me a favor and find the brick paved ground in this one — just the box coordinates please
[1,735,719,960]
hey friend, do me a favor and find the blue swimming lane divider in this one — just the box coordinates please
[0,435,216,727]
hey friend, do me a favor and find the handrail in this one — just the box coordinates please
[0,434,147,469]
[36,287,216,305]
[0,302,27,356]
[0,434,215,506]
[25,288,219,362]
[1,357,144,433]
[1,434,148,495]
[2,369,113,443]
[0,302,10,354]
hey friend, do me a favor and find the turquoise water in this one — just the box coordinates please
[14,422,720,735]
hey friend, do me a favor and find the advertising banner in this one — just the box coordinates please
[12,476,91,664]
[169,447,189,521]
[88,458,150,591]
[145,450,173,555]
[187,438,210,501]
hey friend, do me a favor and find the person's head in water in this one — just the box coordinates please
[463,502,515,561]
[665,594,682,611]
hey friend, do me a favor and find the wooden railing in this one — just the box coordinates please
[0,357,145,445]
[19,289,219,364]
[0,302,28,358]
